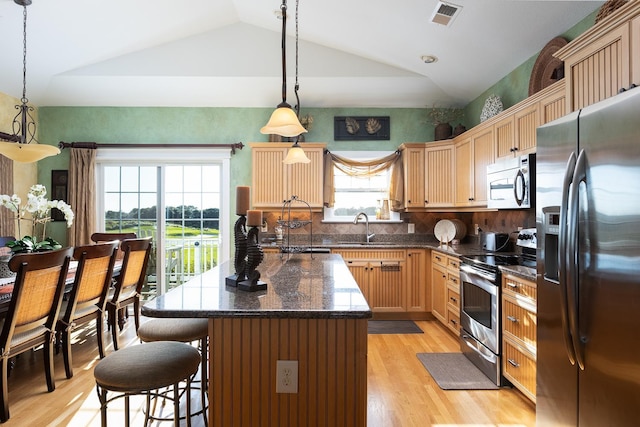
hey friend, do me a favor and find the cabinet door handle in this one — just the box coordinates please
[468,197,474,201]
[425,200,429,204]
[508,359,520,368]
[507,315,518,323]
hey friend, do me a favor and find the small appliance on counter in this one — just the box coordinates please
[479,232,510,252]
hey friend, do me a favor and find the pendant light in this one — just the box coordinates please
[0,0,60,163]
[281,0,310,165]
[261,0,310,164]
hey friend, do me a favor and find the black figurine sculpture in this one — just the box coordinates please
[225,215,248,286]
[238,225,266,291]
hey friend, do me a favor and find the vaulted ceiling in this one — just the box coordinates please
[0,0,603,109]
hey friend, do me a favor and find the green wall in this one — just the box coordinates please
[37,106,434,244]
[463,8,600,128]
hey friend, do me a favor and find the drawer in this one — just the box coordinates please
[446,256,460,271]
[446,287,460,309]
[503,274,537,301]
[432,251,447,267]
[503,297,537,351]
[446,308,460,335]
[446,271,459,288]
[503,338,536,402]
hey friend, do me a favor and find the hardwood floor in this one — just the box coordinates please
[2,317,535,426]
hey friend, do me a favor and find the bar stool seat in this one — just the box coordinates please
[94,341,200,426]
[137,318,208,425]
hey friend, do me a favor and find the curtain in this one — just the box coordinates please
[0,155,14,237]
[67,148,96,246]
[323,150,404,211]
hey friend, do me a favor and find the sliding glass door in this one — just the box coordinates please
[96,149,231,300]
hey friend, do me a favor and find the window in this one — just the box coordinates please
[324,151,400,222]
[96,148,231,299]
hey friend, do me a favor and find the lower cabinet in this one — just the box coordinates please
[333,248,427,318]
[431,251,460,335]
[501,272,537,403]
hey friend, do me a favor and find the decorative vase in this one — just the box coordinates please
[453,123,467,137]
[434,122,453,141]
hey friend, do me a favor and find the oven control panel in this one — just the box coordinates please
[516,228,537,249]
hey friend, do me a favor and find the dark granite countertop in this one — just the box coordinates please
[141,253,372,319]
[500,265,537,282]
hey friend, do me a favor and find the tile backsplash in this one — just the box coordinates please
[262,209,535,243]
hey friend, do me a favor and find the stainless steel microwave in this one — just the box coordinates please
[486,153,535,209]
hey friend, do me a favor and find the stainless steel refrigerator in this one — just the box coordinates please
[536,86,640,426]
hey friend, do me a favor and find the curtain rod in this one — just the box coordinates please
[58,141,244,155]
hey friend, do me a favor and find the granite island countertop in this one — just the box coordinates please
[141,253,372,319]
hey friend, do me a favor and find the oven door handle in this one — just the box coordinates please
[460,265,498,296]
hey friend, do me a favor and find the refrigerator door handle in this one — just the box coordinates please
[567,149,587,370]
[559,151,578,366]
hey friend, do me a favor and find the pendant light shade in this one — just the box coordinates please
[260,105,307,138]
[0,0,60,163]
[0,140,60,163]
[282,142,311,164]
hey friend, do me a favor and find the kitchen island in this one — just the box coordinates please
[142,253,372,427]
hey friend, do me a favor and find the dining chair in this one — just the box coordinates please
[91,232,137,261]
[0,247,73,422]
[56,241,119,379]
[106,237,153,351]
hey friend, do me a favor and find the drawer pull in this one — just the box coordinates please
[506,282,518,288]
[450,278,458,284]
[508,358,520,368]
[450,296,458,303]
[507,315,519,323]
[450,319,457,326]
[435,255,442,262]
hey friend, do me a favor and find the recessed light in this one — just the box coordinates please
[421,55,438,64]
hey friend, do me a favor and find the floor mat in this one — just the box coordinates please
[367,320,423,334]
[416,353,499,390]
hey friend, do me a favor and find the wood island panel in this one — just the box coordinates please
[209,317,368,427]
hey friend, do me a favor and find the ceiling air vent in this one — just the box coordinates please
[430,1,462,27]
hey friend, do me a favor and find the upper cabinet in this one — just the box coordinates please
[402,141,455,211]
[250,142,326,211]
[555,1,640,112]
[455,125,494,207]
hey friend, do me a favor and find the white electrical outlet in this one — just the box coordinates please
[276,360,298,393]
[408,223,415,234]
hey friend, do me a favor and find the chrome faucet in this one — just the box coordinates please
[353,212,375,243]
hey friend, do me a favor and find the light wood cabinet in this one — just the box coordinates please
[401,141,455,210]
[425,143,455,208]
[250,142,325,211]
[501,272,537,403]
[555,1,640,112]
[538,80,566,125]
[431,251,460,335]
[333,249,406,313]
[494,103,538,161]
[455,126,494,207]
[406,249,428,312]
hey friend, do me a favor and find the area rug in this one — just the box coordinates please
[416,353,499,390]
[367,320,423,334]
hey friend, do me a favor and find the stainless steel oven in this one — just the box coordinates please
[459,259,503,385]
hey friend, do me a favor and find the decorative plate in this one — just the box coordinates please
[528,36,568,96]
[480,95,503,123]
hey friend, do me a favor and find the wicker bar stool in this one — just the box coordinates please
[94,341,200,427]
[137,318,209,425]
